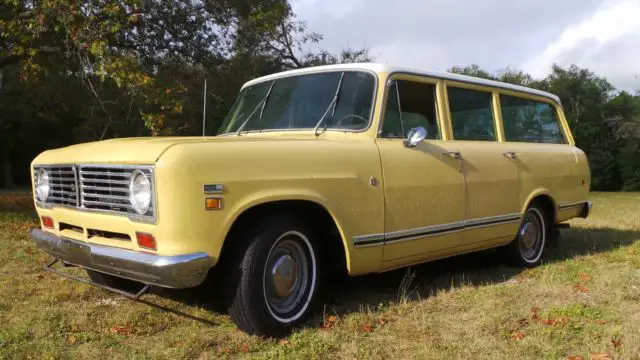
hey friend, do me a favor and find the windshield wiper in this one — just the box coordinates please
[313,72,345,136]
[236,81,275,136]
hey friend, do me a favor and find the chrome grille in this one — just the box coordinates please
[34,166,78,206]
[79,166,153,217]
[33,164,155,223]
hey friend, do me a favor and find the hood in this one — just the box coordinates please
[31,135,314,165]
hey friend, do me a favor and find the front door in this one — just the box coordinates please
[377,76,466,262]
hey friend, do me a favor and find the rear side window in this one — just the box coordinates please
[500,95,566,144]
[448,87,496,141]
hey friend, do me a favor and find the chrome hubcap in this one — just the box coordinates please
[271,254,299,298]
[264,236,310,316]
[519,211,543,261]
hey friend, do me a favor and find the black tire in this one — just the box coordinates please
[225,215,320,337]
[500,204,548,267]
[86,269,143,292]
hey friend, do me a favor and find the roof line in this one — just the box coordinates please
[241,63,560,104]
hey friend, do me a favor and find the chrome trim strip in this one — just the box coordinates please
[31,229,213,288]
[352,213,522,247]
[559,201,589,210]
[352,233,385,246]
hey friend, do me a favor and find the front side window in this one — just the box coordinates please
[217,71,376,134]
[500,95,566,144]
[381,80,440,139]
[448,87,496,141]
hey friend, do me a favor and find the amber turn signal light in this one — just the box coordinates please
[41,216,54,229]
[205,197,223,210]
[136,232,157,251]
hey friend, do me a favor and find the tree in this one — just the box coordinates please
[448,64,495,80]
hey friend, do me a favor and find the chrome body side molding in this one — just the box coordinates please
[352,213,522,247]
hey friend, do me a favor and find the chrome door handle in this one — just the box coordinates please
[442,151,462,159]
[503,151,517,159]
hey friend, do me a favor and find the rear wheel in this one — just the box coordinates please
[225,215,320,337]
[500,205,547,267]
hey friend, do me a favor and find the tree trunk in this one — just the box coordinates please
[0,69,14,189]
[2,152,14,189]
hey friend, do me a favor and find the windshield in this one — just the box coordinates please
[216,70,376,134]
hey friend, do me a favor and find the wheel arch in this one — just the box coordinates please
[218,192,352,275]
[521,189,558,225]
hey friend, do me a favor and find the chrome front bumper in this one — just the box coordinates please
[31,229,213,288]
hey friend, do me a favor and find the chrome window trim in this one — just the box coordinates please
[33,164,158,224]
[217,68,379,135]
[352,213,522,247]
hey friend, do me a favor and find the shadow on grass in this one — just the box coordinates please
[151,227,640,329]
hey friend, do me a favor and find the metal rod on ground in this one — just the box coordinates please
[202,78,207,136]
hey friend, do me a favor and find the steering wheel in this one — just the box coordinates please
[334,114,368,128]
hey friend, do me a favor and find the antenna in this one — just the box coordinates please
[202,78,207,136]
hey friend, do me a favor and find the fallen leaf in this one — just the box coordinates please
[278,339,290,346]
[516,317,528,328]
[543,316,568,326]
[611,337,623,349]
[530,306,540,320]
[574,283,589,293]
[240,344,249,352]
[362,324,373,333]
[596,320,609,325]
[628,248,636,255]
[590,352,611,360]
[579,272,592,281]
[378,318,386,326]
[67,335,77,345]
[109,325,133,335]
[510,331,525,341]
[568,356,584,360]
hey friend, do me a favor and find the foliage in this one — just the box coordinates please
[0,1,638,190]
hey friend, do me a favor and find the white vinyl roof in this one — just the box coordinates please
[242,63,561,104]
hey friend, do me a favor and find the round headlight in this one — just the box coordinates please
[36,169,50,201]
[129,170,151,215]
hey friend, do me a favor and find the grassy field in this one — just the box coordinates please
[1,192,639,359]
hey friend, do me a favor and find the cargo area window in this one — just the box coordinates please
[381,80,440,139]
[500,95,566,144]
[448,87,496,141]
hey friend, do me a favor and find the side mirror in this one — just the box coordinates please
[404,127,427,148]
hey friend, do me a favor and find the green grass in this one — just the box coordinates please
[1,192,640,359]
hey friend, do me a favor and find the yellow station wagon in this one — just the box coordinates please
[30,63,591,336]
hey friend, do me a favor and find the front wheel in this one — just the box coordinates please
[500,205,548,267]
[225,216,320,337]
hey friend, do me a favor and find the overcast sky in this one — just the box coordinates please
[291,0,640,92]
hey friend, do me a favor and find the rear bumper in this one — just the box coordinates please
[579,201,593,219]
[31,228,213,288]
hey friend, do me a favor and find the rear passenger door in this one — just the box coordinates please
[444,83,521,245]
